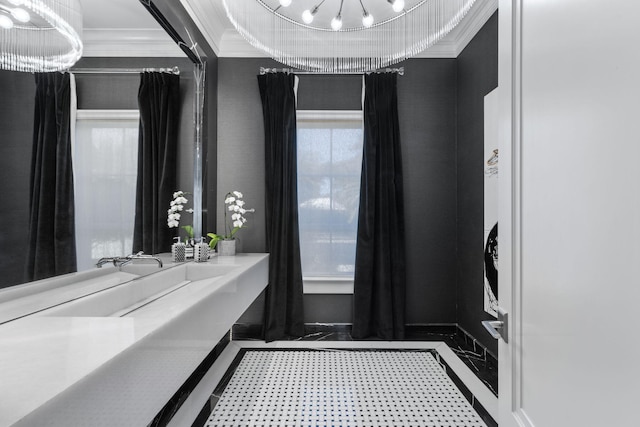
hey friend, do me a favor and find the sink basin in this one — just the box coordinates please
[0,254,269,427]
[118,263,166,276]
[0,271,139,324]
[37,262,242,318]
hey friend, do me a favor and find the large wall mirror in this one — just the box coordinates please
[0,0,207,289]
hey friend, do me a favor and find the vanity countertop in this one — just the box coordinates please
[0,253,269,427]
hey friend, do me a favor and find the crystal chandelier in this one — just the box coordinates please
[0,0,83,73]
[223,0,475,73]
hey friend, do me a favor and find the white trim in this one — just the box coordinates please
[297,109,363,295]
[303,278,354,294]
[179,0,227,56]
[75,110,140,121]
[297,110,363,121]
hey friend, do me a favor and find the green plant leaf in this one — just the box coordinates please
[207,233,221,249]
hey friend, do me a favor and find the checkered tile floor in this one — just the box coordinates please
[205,350,487,427]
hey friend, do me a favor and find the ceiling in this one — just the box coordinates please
[80,0,498,59]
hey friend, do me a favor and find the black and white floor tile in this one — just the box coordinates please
[165,341,498,427]
[204,349,490,427]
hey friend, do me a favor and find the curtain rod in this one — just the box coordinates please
[70,66,180,75]
[259,66,404,76]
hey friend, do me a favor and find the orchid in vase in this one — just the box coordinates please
[207,191,254,250]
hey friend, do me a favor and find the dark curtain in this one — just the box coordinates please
[25,73,76,282]
[352,73,406,340]
[133,72,180,254]
[258,72,305,341]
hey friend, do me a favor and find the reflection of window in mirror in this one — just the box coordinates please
[297,110,364,294]
[73,110,139,270]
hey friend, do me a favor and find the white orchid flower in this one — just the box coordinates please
[225,196,235,204]
[177,196,188,204]
[239,208,246,214]
[175,204,184,211]
[173,191,183,198]
[170,200,176,206]
[233,205,241,212]
[231,213,241,220]
[186,208,194,213]
[233,220,243,228]
[236,200,245,207]
[228,205,235,211]
[233,191,243,198]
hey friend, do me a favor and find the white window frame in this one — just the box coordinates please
[73,109,140,270]
[297,110,363,294]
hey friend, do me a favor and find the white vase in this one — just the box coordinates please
[217,239,236,256]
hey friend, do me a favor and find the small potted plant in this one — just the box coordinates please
[208,191,254,256]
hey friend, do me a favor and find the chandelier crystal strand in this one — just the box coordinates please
[0,0,82,72]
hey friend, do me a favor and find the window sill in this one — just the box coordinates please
[303,277,354,294]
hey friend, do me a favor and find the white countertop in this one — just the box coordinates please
[0,254,269,427]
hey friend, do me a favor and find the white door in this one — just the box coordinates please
[497,0,640,426]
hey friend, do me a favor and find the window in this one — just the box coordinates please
[74,110,139,270]
[297,110,364,293]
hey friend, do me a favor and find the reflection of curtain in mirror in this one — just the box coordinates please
[74,113,139,270]
[133,72,180,254]
[25,72,77,282]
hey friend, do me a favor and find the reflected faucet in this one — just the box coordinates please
[96,257,122,268]
[96,252,163,268]
[125,252,163,268]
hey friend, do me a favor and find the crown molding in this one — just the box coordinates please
[182,0,497,60]
[82,29,183,57]
[415,0,498,58]
[179,0,226,56]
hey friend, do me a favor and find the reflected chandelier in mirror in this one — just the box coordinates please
[0,0,83,72]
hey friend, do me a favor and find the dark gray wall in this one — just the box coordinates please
[0,71,36,288]
[218,57,459,325]
[456,12,499,353]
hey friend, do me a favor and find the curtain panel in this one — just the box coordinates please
[352,73,407,340]
[133,72,180,254]
[258,72,305,341]
[25,72,77,282]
